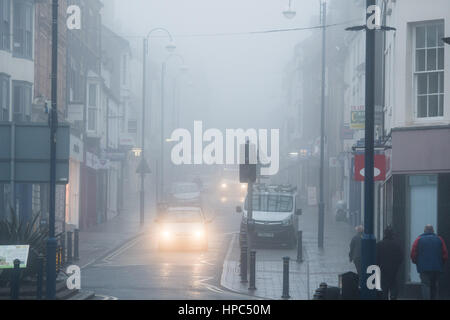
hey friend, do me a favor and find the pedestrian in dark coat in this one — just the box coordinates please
[376,226,403,300]
[410,225,448,300]
[349,225,363,276]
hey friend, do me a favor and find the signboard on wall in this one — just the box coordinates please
[354,154,386,182]
[350,105,384,130]
[0,123,70,184]
[351,110,365,129]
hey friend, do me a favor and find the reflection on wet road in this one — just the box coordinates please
[81,196,253,300]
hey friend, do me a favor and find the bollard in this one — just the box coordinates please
[74,229,80,261]
[67,231,73,264]
[312,283,328,300]
[248,251,256,291]
[56,246,62,273]
[10,259,21,300]
[313,289,324,300]
[282,257,290,299]
[36,255,44,300]
[240,245,248,283]
[297,230,303,262]
[61,234,66,265]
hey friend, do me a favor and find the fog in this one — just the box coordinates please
[112,0,320,131]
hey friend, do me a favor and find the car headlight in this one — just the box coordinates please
[241,184,247,190]
[282,216,293,226]
[161,229,172,239]
[221,183,228,189]
[194,229,205,238]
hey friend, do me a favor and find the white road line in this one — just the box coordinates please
[220,232,238,289]
[96,294,119,300]
[102,236,144,262]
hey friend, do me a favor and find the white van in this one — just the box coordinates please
[237,184,302,248]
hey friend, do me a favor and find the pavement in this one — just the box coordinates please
[76,188,151,269]
[220,206,356,300]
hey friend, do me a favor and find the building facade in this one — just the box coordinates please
[381,0,450,297]
[0,0,36,222]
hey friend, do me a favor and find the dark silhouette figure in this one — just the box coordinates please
[376,226,403,300]
[349,225,363,276]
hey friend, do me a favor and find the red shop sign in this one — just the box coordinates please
[354,154,386,182]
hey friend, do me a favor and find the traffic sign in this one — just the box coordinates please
[136,158,151,174]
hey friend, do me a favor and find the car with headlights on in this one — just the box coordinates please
[155,207,210,251]
[169,182,202,206]
[217,166,247,204]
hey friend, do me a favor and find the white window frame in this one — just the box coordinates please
[412,21,445,121]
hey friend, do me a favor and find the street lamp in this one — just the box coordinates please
[345,0,395,300]
[46,0,59,300]
[160,54,188,201]
[284,0,327,249]
[282,0,296,19]
[140,28,175,226]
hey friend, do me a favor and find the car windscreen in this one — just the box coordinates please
[162,211,203,223]
[244,194,293,212]
[172,184,199,194]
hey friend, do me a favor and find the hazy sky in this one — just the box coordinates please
[113,0,321,130]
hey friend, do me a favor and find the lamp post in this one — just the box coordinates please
[160,54,188,200]
[140,28,176,225]
[361,0,377,299]
[318,0,327,250]
[46,0,58,300]
[283,0,327,249]
[345,0,395,299]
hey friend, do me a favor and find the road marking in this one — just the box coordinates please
[224,233,238,264]
[102,236,144,262]
[96,294,119,300]
[195,276,225,294]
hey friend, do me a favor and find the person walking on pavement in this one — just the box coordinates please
[410,225,448,300]
[349,225,363,276]
[376,226,403,300]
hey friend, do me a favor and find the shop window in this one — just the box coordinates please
[408,175,438,283]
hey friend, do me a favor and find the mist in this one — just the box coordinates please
[112,0,320,131]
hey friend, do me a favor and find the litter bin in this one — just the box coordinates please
[339,271,360,300]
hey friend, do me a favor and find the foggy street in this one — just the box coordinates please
[1,0,450,305]
[80,193,253,300]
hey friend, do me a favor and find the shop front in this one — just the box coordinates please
[389,125,450,298]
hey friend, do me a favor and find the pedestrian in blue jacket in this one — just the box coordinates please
[410,225,448,300]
